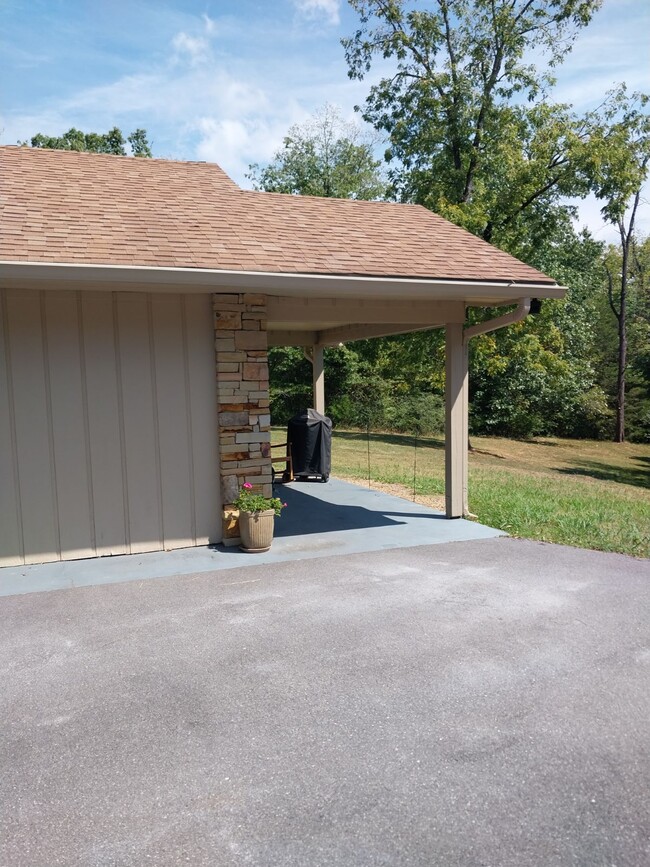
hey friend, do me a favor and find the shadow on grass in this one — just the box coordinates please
[333,430,444,451]
[468,447,506,459]
[558,458,650,490]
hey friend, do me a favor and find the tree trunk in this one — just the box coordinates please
[613,207,637,444]
[615,291,626,442]
[611,191,642,444]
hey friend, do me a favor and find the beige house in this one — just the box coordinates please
[0,147,564,566]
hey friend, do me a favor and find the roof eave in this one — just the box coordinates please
[0,261,566,303]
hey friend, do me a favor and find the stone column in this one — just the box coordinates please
[214,293,272,545]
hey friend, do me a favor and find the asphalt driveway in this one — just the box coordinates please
[1,537,649,866]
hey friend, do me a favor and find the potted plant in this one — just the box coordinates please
[233,482,286,553]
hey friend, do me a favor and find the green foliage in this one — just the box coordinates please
[344,0,601,246]
[269,343,444,435]
[578,88,650,442]
[385,393,445,436]
[594,236,650,442]
[578,86,650,225]
[466,218,608,438]
[469,317,601,438]
[127,128,153,158]
[335,0,643,442]
[268,347,314,424]
[26,126,152,157]
[248,104,386,199]
[233,483,285,516]
[259,6,646,445]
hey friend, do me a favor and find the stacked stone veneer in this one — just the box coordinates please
[214,293,272,545]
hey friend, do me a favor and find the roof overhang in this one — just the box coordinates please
[0,261,565,305]
[0,261,566,346]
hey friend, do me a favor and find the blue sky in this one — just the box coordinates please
[1,0,649,241]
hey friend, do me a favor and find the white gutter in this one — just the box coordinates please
[0,261,566,302]
[463,298,532,345]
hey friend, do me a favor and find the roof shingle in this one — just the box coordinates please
[0,147,556,285]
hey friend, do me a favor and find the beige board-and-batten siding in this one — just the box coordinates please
[0,289,220,566]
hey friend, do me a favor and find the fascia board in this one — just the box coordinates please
[0,261,566,302]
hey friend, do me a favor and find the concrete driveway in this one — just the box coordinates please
[1,538,649,866]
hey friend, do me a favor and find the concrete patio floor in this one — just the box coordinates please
[1,537,648,866]
[0,477,503,597]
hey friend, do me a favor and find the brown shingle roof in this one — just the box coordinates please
[0,146,556,285]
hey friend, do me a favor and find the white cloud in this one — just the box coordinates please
[171,31,210,65]
[194,104,308,182]
[202,13,218,36]
[292,0,340,26]
[195,117,264,179]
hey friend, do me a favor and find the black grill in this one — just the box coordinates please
[286,409,332,482]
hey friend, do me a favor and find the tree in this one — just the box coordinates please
[127,128,153,158]
[247,104,386,199]
[584,87,650,441]
[340,1,645,442]
[343,0,601,247]
[468,218,608,438]
[26,126,152,157]
[626,236,650,442]
[597,235,650,443]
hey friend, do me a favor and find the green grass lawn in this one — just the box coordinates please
[274,428,650,558]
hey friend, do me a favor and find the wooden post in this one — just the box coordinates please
[445,323,468,518]
[313,343,325,415]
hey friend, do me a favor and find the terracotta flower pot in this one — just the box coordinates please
[238,509,275,553]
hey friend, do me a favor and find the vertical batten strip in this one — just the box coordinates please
[112,293,132,552]
[77,292,97,554]
[40,291,62,557]
[147,294,166,548]
[181,296,198,544]
[0,289,25,563]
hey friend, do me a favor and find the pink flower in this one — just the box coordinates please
[242,482,253,490]
[282,502,288,507]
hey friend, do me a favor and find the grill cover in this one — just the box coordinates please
[287,409,332,480]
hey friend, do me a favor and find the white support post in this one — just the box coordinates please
[312,344,325,415]
[445,323,469,518]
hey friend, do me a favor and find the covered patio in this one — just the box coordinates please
[1,146,563,568]
[265,289,563,518]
